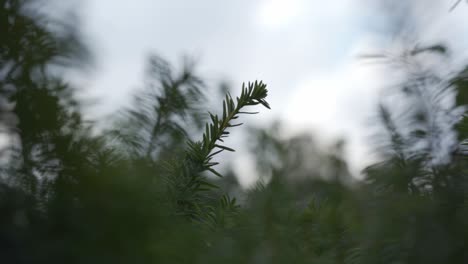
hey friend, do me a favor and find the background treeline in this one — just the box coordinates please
[2,0,468,263]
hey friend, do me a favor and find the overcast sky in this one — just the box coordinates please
[77,0,468,185]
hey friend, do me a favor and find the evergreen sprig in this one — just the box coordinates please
[186,81,270,177]
[171,81,270,220]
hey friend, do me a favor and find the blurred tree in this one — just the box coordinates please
[248,121,352,184]
[361,38,468,264]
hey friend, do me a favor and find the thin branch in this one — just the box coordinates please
[449,0,463,11]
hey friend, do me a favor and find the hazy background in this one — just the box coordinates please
[70,0,468,185]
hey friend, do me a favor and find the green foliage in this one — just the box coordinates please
[110,55,205,160]
[3,1,468,264]
[166,81,270,223]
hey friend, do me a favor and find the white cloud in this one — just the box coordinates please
[257,0,306,29]
[282,44,384,174]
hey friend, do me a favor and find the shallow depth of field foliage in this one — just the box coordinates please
[2,0,468,263]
